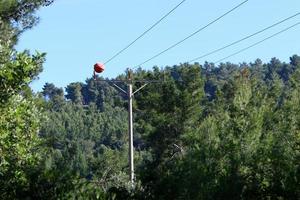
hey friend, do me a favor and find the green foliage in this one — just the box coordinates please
[0,50,45,102]
[65,82,83,104]
[0,1,57,199]
[0,38,47,200]
[136,62,300,200]
[40,59,298,199]
[0,37,46,199]
[38,95,130,194]
[0,95,43,198]
[2,6,300,197]
[0,0,54,46]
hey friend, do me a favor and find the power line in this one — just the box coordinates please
[104,0,187,65]
[188,12,300,63]
[133,0,249,69]
[214,22,300,64]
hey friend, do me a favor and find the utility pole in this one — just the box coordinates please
[127,69,134,185]
[94,65,178,185]
[103,68,148,186]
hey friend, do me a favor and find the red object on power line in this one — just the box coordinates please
[94,62,105,73]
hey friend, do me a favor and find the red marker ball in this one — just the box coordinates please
[94,62,105,73]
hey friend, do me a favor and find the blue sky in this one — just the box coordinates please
[16,0,300,92]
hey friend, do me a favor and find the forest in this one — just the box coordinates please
[1,1,299,199]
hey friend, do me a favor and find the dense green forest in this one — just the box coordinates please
[1,1,299,199]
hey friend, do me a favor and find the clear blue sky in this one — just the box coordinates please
[16,0,300,92]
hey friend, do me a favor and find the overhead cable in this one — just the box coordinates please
[188,12,300,63]
[133,0,249,69]
[104,0,187,65]
[214,22,300,64]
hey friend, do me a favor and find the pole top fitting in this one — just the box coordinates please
[127,68,133,82]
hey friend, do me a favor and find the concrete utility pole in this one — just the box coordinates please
[94,64,164,185]
[127,70,134,185]
[94,66,176,185]
[109,68,148,186]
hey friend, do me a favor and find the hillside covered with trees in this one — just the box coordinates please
[1,1,300,199]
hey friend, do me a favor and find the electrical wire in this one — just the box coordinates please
[103,0,187,65]
[133,0,249,69]
[214,22,300,64]
[188,12,300,63]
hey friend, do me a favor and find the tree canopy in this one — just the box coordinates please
[0,1,300,199]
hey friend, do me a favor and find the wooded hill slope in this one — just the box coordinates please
[36,57,300,199]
